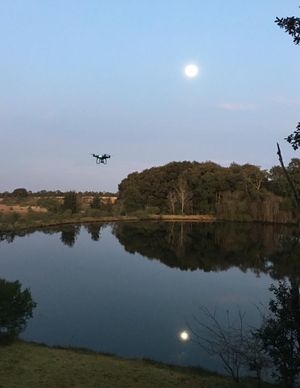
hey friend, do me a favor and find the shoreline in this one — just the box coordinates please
[0,214,217,233]
[1,213,299,234]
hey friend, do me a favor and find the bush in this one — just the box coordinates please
[12,188,28,198]
[129,210,150,219]
[145,206,160,215]
[37,197,61,213]
[0,278,36,343]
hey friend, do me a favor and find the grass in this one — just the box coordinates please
[0,341,275,388]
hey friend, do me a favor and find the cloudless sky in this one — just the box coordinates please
[1,0,300,192]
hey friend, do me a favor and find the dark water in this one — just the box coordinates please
[0,221,299,374]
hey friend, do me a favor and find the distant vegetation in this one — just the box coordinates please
[1,159,300,230]
[118,160,300,223]
[0,189,118,231]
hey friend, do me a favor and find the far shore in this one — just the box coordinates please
[0,214,217,233]
[1,213,300,234]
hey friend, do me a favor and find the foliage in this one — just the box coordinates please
[0,279,36,343]
[286,122,300,150]
[275,14,300,45]
[255,281,300,387]
[62,191,78,214]
[92,196,101,209]
[90,195,101,209]
[12,188,28,198]
[118,160,297,222]
[36,197,61,213]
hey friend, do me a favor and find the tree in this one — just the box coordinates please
[0,279,36,343]
[286,123,300,151]
[188,306,269,383]
[12,188,28,198]
[62,191,78,214]
[176,175,191,215]
[90,195,101,209]
[167,191,177,214]
[256,281,300,387]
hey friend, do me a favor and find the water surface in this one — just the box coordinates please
[0,221,298,373]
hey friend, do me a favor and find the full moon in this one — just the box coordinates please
[184,64,199,78]
[179,331,190,341]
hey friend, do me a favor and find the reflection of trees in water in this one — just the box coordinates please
[0,223,108,246]
[113,222,300,279]
[0,232,16,243]
[84,223,104,241]
[60,225,81,247]
[0,278,36,344]
[0,230,30,244]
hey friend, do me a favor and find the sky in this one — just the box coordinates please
[0,0,300,192]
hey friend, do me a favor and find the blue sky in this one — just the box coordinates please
[0,0,299,192]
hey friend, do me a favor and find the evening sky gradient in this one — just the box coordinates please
[0,0,300,192]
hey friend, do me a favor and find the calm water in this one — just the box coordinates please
[0,221,299,374]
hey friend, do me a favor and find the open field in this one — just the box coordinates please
[0,204,47,214]
[0,341,274,388]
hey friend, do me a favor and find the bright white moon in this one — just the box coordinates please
[184,64,199,78]
[179,331,190,341]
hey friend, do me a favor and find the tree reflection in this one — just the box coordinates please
[0,232,16,243]
[84,223,103,241]
[60,225,81,247]
[0,223,107,246]
[0,278,36,344]
[113,221,300,279]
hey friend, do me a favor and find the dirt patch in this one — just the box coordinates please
[0,204,47,214]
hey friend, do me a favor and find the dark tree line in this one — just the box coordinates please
[118,160,300,222]
[112,221,300,280]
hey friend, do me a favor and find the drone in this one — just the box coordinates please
[91,153,111,164]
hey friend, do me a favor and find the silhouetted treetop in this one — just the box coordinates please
[286,122,300,150]
[275,14,300,45]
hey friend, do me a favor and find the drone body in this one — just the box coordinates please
[92,153,111,164]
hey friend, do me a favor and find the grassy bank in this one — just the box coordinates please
[0,341,274,388]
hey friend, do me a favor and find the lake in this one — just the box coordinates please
[0,221,299,374]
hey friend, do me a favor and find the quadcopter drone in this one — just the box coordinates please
[91,153,111,164]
